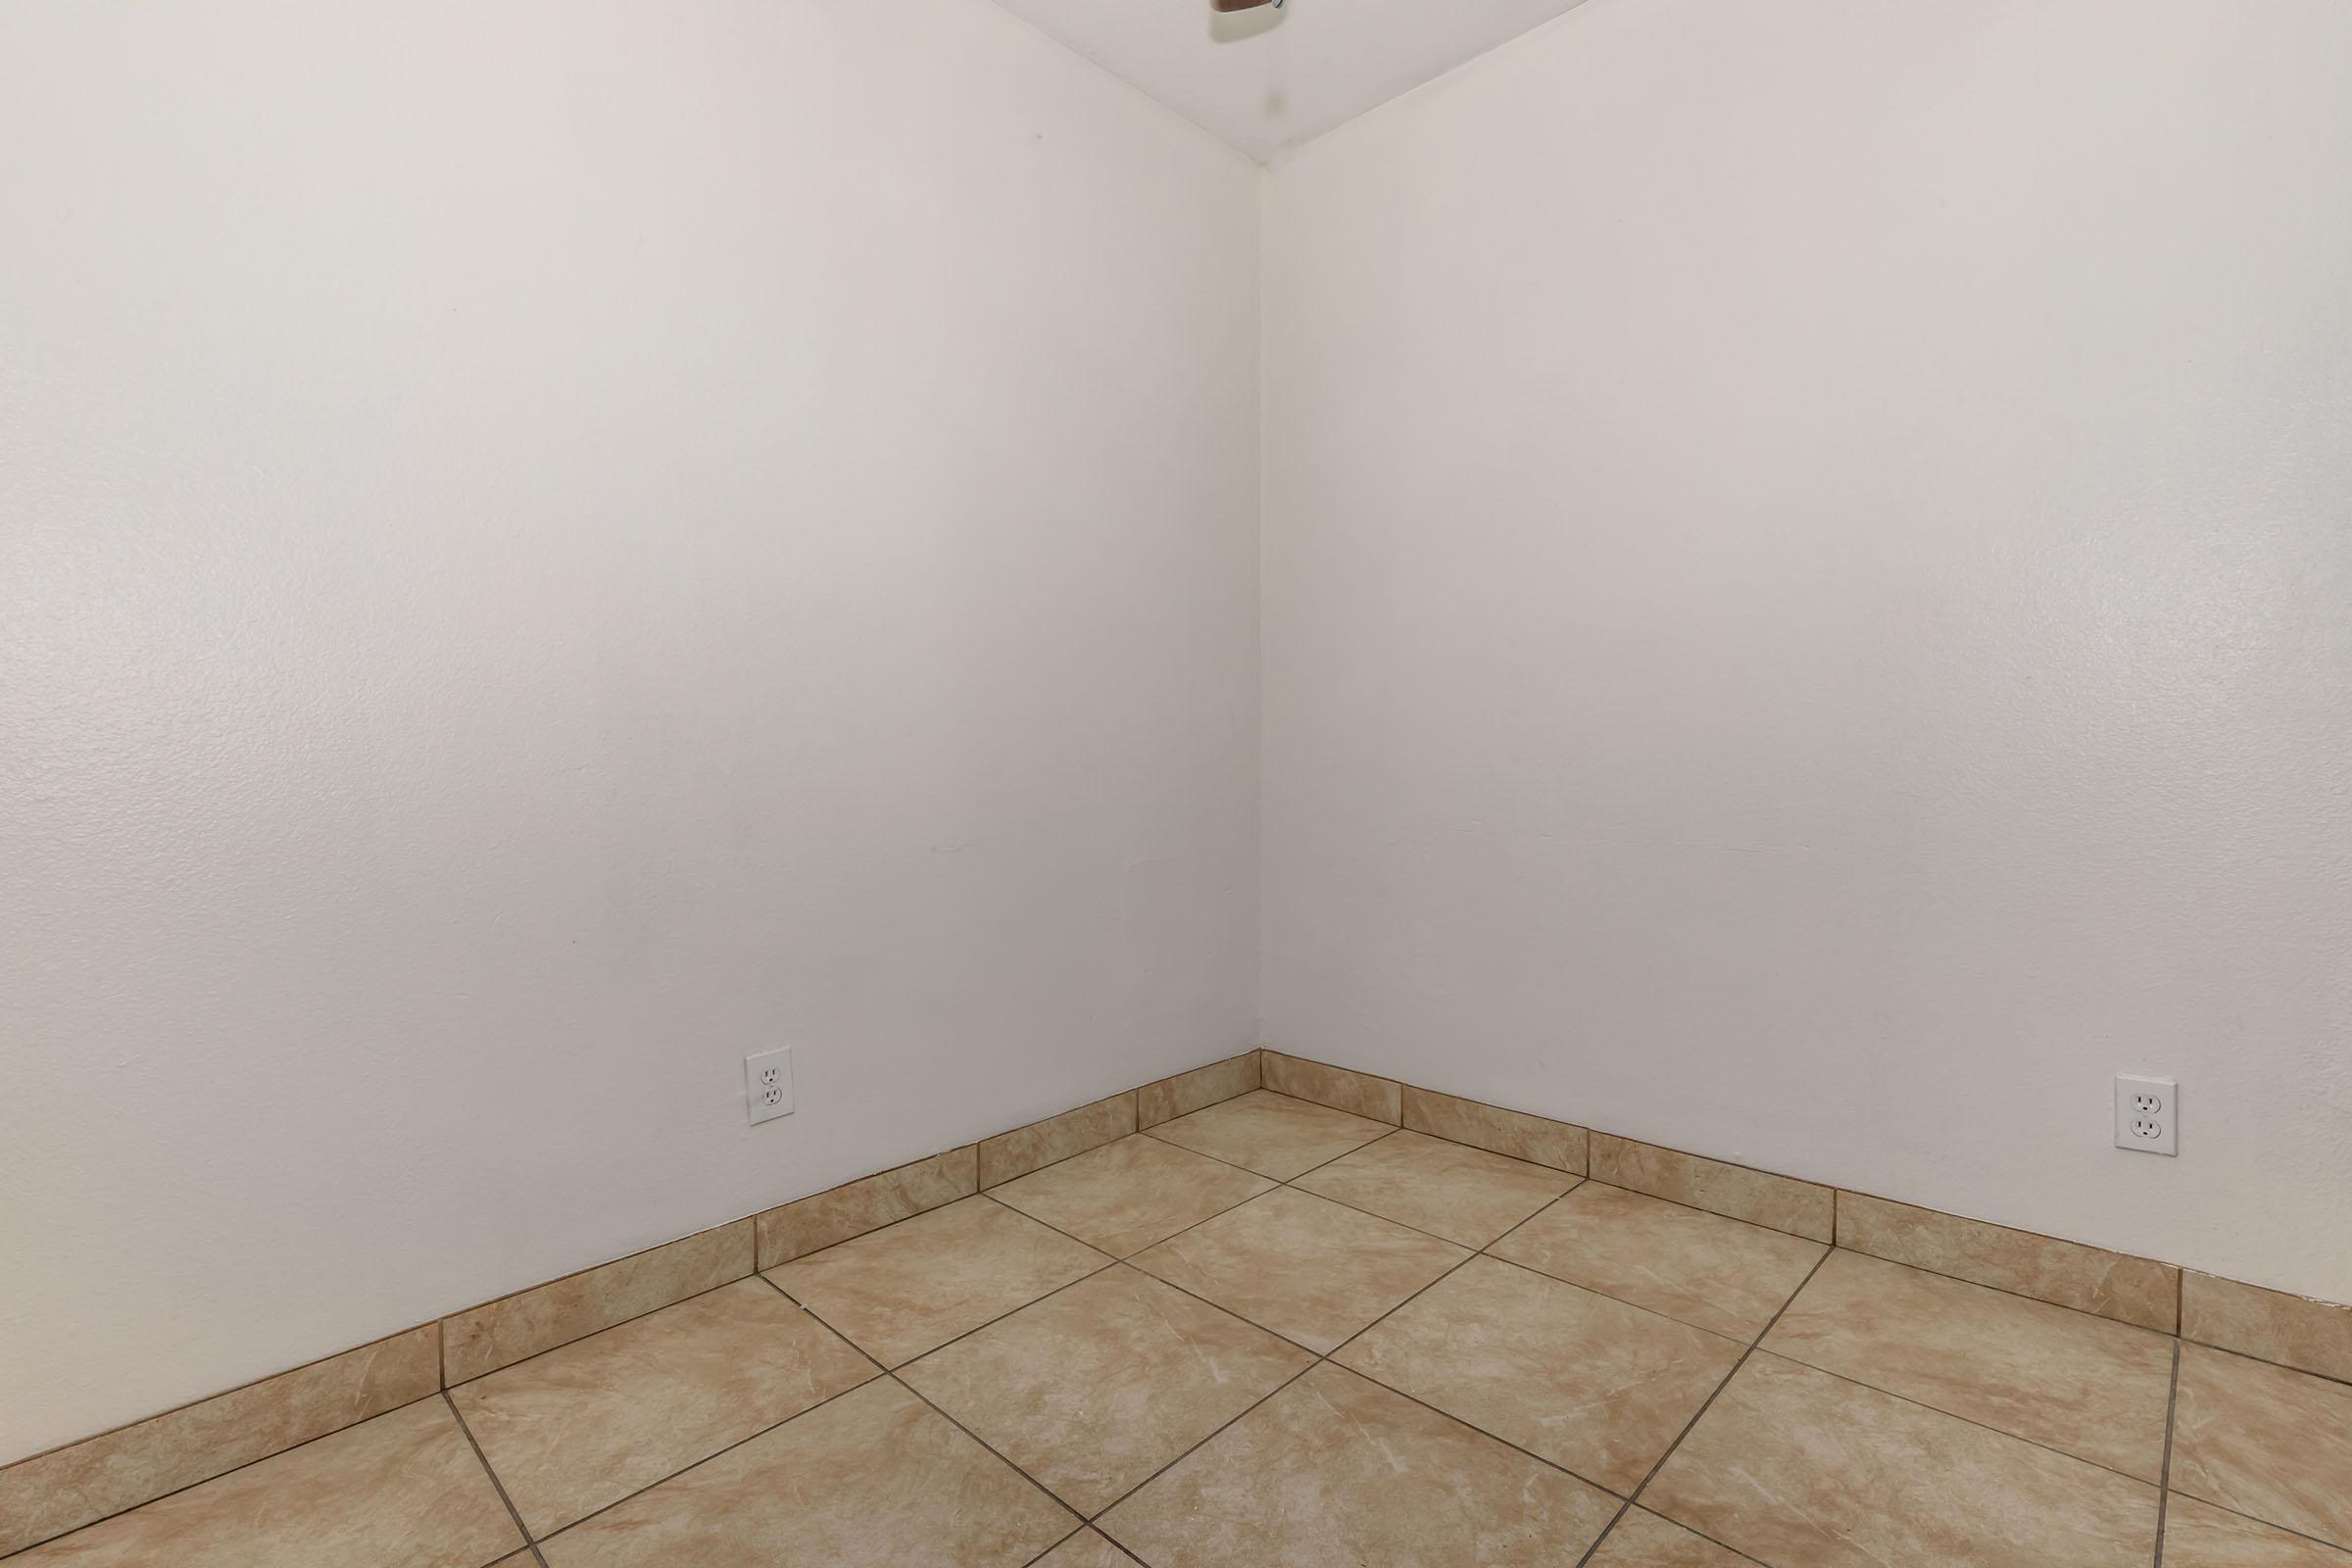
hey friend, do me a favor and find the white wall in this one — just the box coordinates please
[1263,0,2352,1302]
[0,0,1259,1461]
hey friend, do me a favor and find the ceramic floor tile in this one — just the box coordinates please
[451,1277,876,1535]
[901,1265,1313,1515]
[1488,1182,1825,1341]
[1587,1508,1758,1567]
[2162,1495,2352,1567]
[1034,1530,1139,1567]
[1333,1254,1742,1494]
[1098,1363,1619,1568]
[535,1377,1073,1568]
[763,1195,1109,1366]
[1145,1090,1393,1180]
[1760,1249,2175,1481]
[2171,1343,2352,1549]
[1290,1128,1576,1247]
[1129,1187,1468,1353]
[1644,1352,2159,1568]
[986,1134,1274,1257]
[10,1398,522,1568]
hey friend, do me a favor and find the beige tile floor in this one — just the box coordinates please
[12,1090,2352,1567]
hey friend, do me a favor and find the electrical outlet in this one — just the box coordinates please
[746,1048,795,1125]
[2114,1073,2177,1156]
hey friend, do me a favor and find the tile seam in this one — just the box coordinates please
[441,1389,543,1562]
[1584,1248,1839,1568]
[0,1392,452,1562]
[17,1043,2334,1543]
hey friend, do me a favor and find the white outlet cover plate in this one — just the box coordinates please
[2114,1072,2178,1156]
[746,1048,795,1126]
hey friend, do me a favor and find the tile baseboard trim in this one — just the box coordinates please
[1398,1083,1587,1175]
[1260,1050,1401,1124]
[0,1049,1260,1548]
[1138,1050,1262,1128]
[1835,1191,2179,1335]
[0,1323,441,1558]
[1252,1048,2343,1356]
[12,1039,2346,1553]
[1592,1131,1835,1244]
[978,1090,1139,1189]
[2180,1269,2352,1385]
[756,1145,980,1270]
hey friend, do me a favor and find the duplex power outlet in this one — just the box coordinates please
[2114,1073,2177,1156]
[746,1048,795,1126]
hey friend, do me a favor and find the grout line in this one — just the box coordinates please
[884,1368,1085,1528]
[2164,1492,2352,1555]
[446,1275,765,1393]
[984,1182,1280,1266]
[1088,1359,1325,1525]
[1744,1304,2178,1491]
[441,1391,549,1566]
[1570,1248,1838,1568]
[2177,1333,2352,1392]
[729,1285,1093,1548]
[25,1052,2330,1562]
[1590,1505,1772,1568]
[2152,1337,2182,1567]
[978,1098,1142,1194]
[526,1364,883,1544]
[762,1189,1003,1274]
[0,1323,447,1473]
[1823,1243,2179,1338]
[1089,1236,1499,1526]
[767,1237,1125,1370]
[0,1394,459,1561]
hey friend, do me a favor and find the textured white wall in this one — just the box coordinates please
[1262,0,2352,1301]
[0,0,1259,1461]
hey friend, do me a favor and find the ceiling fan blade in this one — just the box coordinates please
[1212,0,1282,10]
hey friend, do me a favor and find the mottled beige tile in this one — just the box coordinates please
[0,1324,440,1557]
[980,1092,1140,1188]
[10,1398,521,1568]
[1100,1363,1617,1568]
[536,1377,1072,1568]
[1400,1085,1588,1173]
[2163,1495,2352,1567]
[902,1266,1312,1515]
[1490,1183,1824,1341]
[753,1145,977,1268]
[444,1219,754,1384]
[1146,1088,1392,1180]
[1130,1187,1467,1353]
[1035,1531,1137,1568]
[1137,1051,1260,1129]
[1292,1129,1575,1247]
[1645,1352,2158,1568]
[1588,1509,1757,1568]
[451,1278,875,1535]
[1762,1249,2174,1480]
[764,1195,1108,1366]
[1260,1051,1401,1122]
[2185,1270,2352,1385]
[2171,1343,2352,1549]
[987,1134,1272,1257]
[1590,1134,1832,1242]
[1835,1190,2178,1332]
[1335,1256,1740,1494]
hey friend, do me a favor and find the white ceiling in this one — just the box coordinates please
[990,0,1591,162]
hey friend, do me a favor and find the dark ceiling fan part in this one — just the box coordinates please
[1212,0,1284,11]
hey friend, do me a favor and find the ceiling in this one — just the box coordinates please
[990,0,1591,162]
